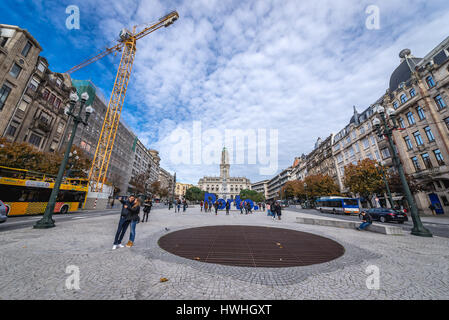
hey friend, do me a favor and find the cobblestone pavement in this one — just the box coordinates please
[0,206,448,300]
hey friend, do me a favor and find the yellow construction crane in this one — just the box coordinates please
[66,11,179,192]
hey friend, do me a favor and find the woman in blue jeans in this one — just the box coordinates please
[125,198,141,247]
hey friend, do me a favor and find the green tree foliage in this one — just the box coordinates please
[185,186,205,201]
[239,189,265,202]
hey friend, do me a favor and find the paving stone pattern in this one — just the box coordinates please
[0,207,448,299]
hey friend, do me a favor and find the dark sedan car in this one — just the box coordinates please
[363,208,408,224]
[0,200,9,223]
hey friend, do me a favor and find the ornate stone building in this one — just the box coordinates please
[384,41,449,215]
[198,147,251,200]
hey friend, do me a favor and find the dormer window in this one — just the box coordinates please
[426,76,435,88]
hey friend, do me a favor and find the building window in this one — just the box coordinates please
[411,156,421,172]
[0,84,12,110]
[413,131,424,146]
[48,94,56,105]
[57,122,65,134]
[374,150,381,160]
[29,133,42,147]
[381,148,391,159]
[362,138,369,149]
[421,153,433,169]
[409,88,416,97]
[434,95,446,110]
[434,149,445,166]
[42,89,50,100]
[398,117,405,129]
[18,100,28,112]
[406,112,416,125]
[6,121,20,137]
[424,126,435,142]
[9,63,22,78]
[404,136,413,150]
[370,136,376,146]
[37,62,46,73]
[416,106,426,120]
[29,78,39,91]
[400,94,408,104]
[393,101,398,110]
[426,76,435,88]
[359,126,365,135]
[21,41,32,57]
[0,28,14,47]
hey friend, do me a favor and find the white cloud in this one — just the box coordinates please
[77,0,449,184]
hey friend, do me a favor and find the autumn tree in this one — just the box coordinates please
[302,174,340,200]
[0,138,91,177]
[343,159,384,206]
[388,171,430,194]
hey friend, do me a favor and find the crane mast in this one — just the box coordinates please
[66,11,179,193]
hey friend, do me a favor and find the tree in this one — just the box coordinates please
[343,159,383,206]
[185,186,205,201]
[388,171,430,194]
[0,138,91,177]
[148,181,161,197]
[280,180,304,200]
[302,174,341,200]
[159,187,169,199]
[129,171,151,197]
[240,189,265,202]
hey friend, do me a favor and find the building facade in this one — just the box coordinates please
[198,147,251,199]
[384,42,449,215]
[175,182,194,198]
[251,179,269,199]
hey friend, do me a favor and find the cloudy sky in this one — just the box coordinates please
[4,0,449,184]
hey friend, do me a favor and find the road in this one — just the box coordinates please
[0,203,167,232]
[286,206,449,238]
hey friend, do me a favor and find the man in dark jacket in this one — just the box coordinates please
[357,210,373,231]
[113,195,135,250]
[274,202,282,220]
[225,201,230,215]
[142,199,152,222]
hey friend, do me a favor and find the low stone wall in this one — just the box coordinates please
[296,216,403,235]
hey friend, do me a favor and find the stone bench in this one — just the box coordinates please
[295,216,403,235]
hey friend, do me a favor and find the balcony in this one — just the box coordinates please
[34,118,51,133]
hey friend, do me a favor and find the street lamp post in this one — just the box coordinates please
[34,91,94,229]
[375,161,394,208]
[304,182,309,209]
[372,104,432,237]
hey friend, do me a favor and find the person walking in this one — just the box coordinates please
[142,199,152,223]
[246,201,252,214]
[200,200,204,212]
[274,201,281,220]
[239,202,244,214]
[113,195,135,250]
[356,210,373,231]
[204,201,208,212]
[262,203,266,212]
[225,200,230,215]
[266,202,271,217]
[183,199,187,212]
[125,198,141,247]
[214,201,219,215]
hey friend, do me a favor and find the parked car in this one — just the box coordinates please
[362,208,408,224]
[276,200,289,208]
[0,200,9,223]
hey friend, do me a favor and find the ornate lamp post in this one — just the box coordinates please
[372,104,432,237]
[375,161,394,208]
[34,91,94,229]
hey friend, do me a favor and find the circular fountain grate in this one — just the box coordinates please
[158,225,345,268]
